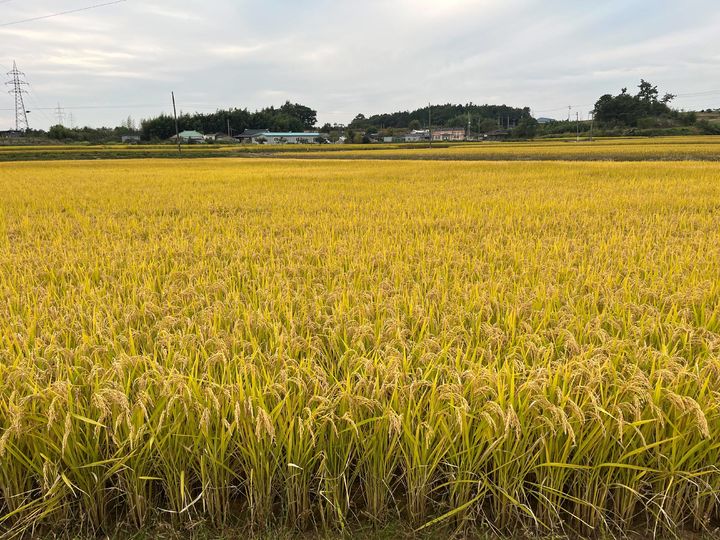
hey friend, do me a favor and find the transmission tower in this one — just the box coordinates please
[55,103,66,126]
[5,61,30,131]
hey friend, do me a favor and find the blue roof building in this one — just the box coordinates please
[237,130,324,144]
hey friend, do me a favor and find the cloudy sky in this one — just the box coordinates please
[1,0,719,130]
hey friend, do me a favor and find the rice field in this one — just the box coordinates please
[280,136,720,161]
[1,158,720,537]
[0,135,719,162]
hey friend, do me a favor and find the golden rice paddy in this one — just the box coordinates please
[1,135,719,162]
[1,157,719,536]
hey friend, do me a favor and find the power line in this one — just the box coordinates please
[675,89,720,98]
[0,0,127,28]
[533,106,570,113]
[534,87,720,115]
[533,91,719,118]
[0,103,165,110]
[0,102,223,111]
[3,62,74,127]
[25,89,56,126]
[533,104,593,114]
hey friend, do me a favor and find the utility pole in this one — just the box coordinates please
[568,105,572,122]
[467,111,471,141]
[589,111,594,142]
[428,103,432,148]
[5,61,30,132]
[227,118,231,138]
[576,111,580,142]
[55,103,66,126]
[171,91,181,154]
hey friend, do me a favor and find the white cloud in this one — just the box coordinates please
[1,0,719,130]
[210,45,267,58]
[134,6,200,21]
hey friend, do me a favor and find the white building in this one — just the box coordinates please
[237,130,324,144]
[404,129,430,142]
[431,127,466,141]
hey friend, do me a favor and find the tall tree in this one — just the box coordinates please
[637,80,659,102]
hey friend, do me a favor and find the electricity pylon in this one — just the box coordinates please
[5,61,30,131]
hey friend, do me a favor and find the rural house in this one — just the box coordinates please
[238,130,324,144]
[404,129,430,142]
[172,130,205,143]
[235,128,269,142]
[431,127,466,141]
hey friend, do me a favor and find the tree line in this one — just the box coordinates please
[140,102,317,140]
[16,103,319,143]
[347,103,531,133]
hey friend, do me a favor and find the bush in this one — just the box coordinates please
[697,120,720,135]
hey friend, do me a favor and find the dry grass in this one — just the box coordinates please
[0,158,719,537]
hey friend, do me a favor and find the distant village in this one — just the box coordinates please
[6,79,715,144]
[139,125,524,146]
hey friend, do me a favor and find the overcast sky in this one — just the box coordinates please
[2,0,720,130]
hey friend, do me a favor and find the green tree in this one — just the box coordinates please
[279,102,317,129]
[448,115,468,128]
[48,124,75,140]
[512,117,538,139]
[593,80,678,127]
[478,118,497,133]
[637,80,659,102]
